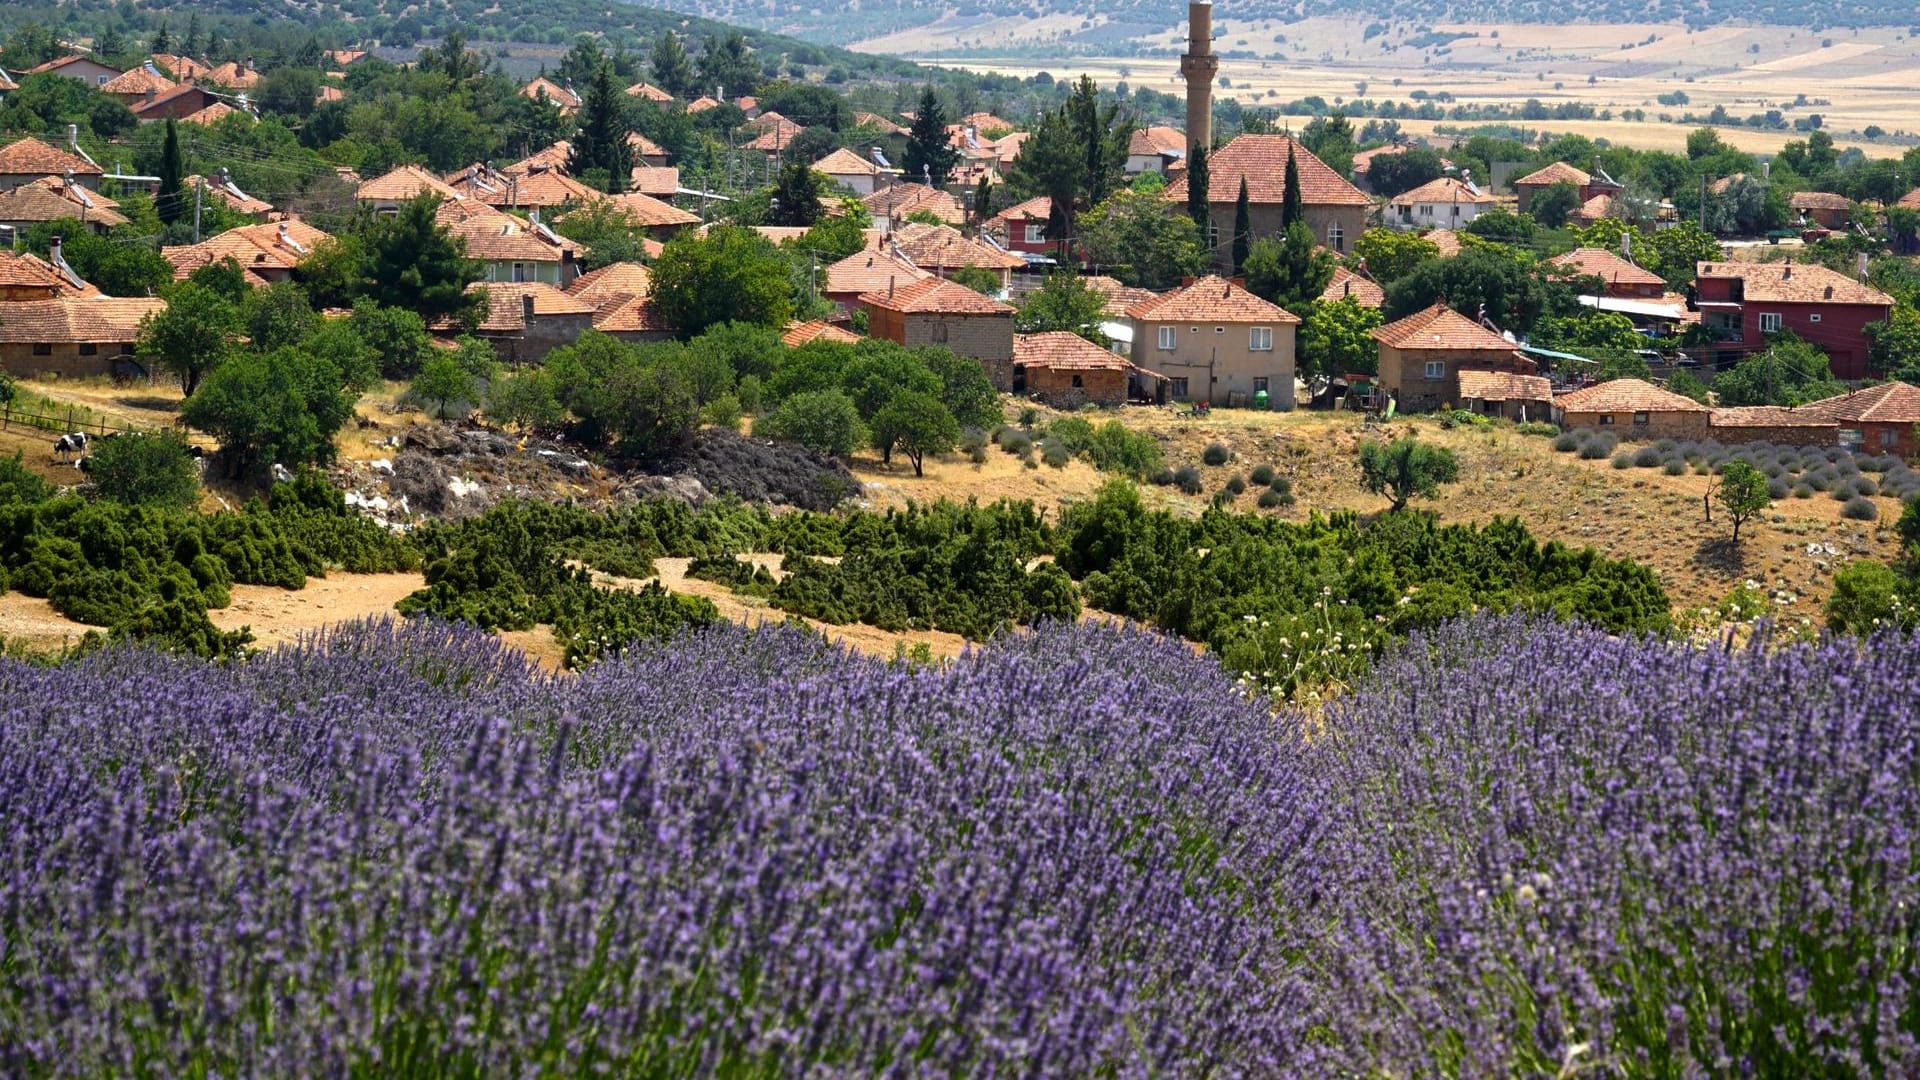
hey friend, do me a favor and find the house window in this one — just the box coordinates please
[1250,327,1273,351]
[1328,223,1345,251]
[1840,428,1864,447]
[96,75,108,86]
[1207,222,1219,247]
[512,262,529,283]
[1809,313,1822,323]
[1168,377,1189,398]
[79,343,98,356]
[931,322,949,343]
[1071,374,1084,388]
[1450,204,1461,217]
[1215,326,1225,333]
[1882,428,1900,448]
[1759,312,1783,333]
[32,343,51,356]
[1252,377,1269,392]
[1633,411,1650,425]
[1599,415,1616,425]
[1423,360,1445,379]
[1024,224,1046,244]
[1157,326,1176,350]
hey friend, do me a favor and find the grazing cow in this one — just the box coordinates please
[76,455,92,474]
[52,432,88,461]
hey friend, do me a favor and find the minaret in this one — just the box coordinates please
[1179,0,1217,153]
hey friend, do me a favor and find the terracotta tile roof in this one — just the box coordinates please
[1555,378,1708,414]
[687,96,721,114]
[1372,303,1514,351]
[521,77,580,111]
[1319,266,1385,307]
[1126,275,1300,324]
[357,164,463,203]
[852,111,905,135]
[562,263,664,333]
[181,102,246,127]
[1790,191,1851,211]
[743,118,805,153]
[131,84,213,117]
[26,55,117,76]
[630,165,680,197]
[464,282,595,332]
[452,165,600,208]
[988,131,1030,165]
[1573,193,1615,222]
[602,191,699,228]
[0,250,89,294]
[151,54,210,82]
[316,84,345,103]
[1390,176,1497,206]
[782,319,862,347]
[746,111,789,129]
[859,276,1014,315]
[0,180,128,227]
[813,147,885,176]
[323,49,366,66]
[1014,331,1129,371]
[100,66,175,96]
[0,71,15,92]
[441,206,584,263]
[1800,381,1920,424]
[202,61,260,89]
[1127,125,1186,158]
[887,222,1023,272]
[1696,260,1894,306]
[0,136,101,177]
[1898,188,1920,211]
[862,182,964,224]
[625,81,673,102]
[995,195,1052,223]
[1709,405,1838,428]
[507,141,572,174]
[824,248,930,296]
[734,96,758,111]
[0,296,164,344]
[627,131,667,158]
[1423,229,1462,257]
[162,220,331,279]
[1514,161,1591,187]
[1457,370,1552,403]
[566,261,652,300]
[1551,247,1666,288]
[955,112,1012,132]
[1162,134,1368,208]
[184,174,272,216]
[1081,275,1161,318]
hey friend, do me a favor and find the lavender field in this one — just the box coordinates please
[3,615,1918,1075]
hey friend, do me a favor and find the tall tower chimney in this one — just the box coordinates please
[1180,0,1218,154]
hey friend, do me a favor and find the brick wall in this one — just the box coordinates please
[1208,203,1367,263]
[1710,424,1838,447]
[1379,346,1526,412]
[1018,365,1128,408]
[901,312,1015,388]
[1560,409,1712,441]
[0,341,128,379]
[481,312,594,365]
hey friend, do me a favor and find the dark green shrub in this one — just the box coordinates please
[1225,474,1247,495]
[1202,442,1230,466]
[1149,467,1176,486]
[1174,467,1203,495]
[1256,489,1284,509]
[1842,497,1879,521]
[1551,432,1580,452]
[1249,463,1276,485]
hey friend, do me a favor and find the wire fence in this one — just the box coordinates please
[0,403,146,439]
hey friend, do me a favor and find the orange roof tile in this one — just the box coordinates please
[1555,378,1708,414]
[627,131,667,158]
[1457,370,1552,403]
[440,206,583,263]
[1163,134,1368,208]
[1513,161,1591,187]
[824,249,930,296]
[1573,193,1615,222]
[1423,229,1462,257]
[1319,266,1385,307]
[1897,188,1920,211]
[1014,331,1129,371]
[0,250,89,294]
[183,174,273,216]
[100,66,175,96]
[315,84,345,103]
[0,179,128,227]
[1126,275,1300,324]
[162,220,331,279]
[202,61,261,89]
[521,77,580,111]
[566,261,652,301]
[151,54,211,82]
[1800,381,1920,424]
[1696,260,1893,306]
[0,296,164,344]
[852,111,905,135]
[1390,176,1497,206]
[743,118,805,153]
[625,81,674,102]
[813,147,886,177]
[1551,247,1666,288]
[1081,275,1161,318]
[466,282,595,332]
[602,191,699,228]
[1372,303,1515,351]
[862,182,964,224]
[1709,405,1838,428]
[0,136,102,177]
[629,165,680,197]
[995,195,1052,223]
[886,222,1024,272]
[357,164,462,203]
[181,102,246,127]
[782,319,862,347]
[26,55,117,76]
[687,96,721,114]
[859,276,1014,315]
[1789,191,1851,211]
[1127,125,1186,158]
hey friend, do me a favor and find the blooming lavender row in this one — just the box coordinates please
[0,618,1317,1076]
[1307,616,1920,1076]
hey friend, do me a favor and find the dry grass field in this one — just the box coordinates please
[888,16,1920,156]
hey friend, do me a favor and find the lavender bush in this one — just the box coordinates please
[0,618,1315,1075]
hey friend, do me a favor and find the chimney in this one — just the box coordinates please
[1179,0,1217,155]
[521,293,535,321]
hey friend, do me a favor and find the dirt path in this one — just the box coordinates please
[0,594,105,650]
[647,556,973,660]
[207,572,428,647]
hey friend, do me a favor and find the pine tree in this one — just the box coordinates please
[973,176,992,225]
[1185,143,1211,247]
[649,31,695,100]
[769,163,825,227]
[156,120,185,226]
[903,85,959,188]
[568,62,634,194]
[1232,177,1251,275]
[150,22,171,54]
[1281,144,1303,230]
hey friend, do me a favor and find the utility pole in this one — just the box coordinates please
[193,176,204,243]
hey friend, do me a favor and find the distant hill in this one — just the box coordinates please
[662,0,1920,49]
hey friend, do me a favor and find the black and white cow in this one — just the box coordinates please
[52,432,88,461]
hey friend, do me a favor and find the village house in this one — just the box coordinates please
[0,296,165,379]
[130,84,224,122]
[448,162,600,210]
[356,165,464,213]
[0,248,96,301]
[25,55,122,87]
[1799,381,1920,457]
[1372,303,1535,413]
[1554,378,1711,439]
[600,192,700,240]
[743,117,806,158]
[1124,126,1186,174]
[182,173,273,218]
[1127,275,1300,409]
[822,248,929,315]
[461,282,596,364]
[1707,406,1840,447]
[629,164,681,199]
[1551,247,1667,299]
[628,133,671,169]
[860,277,1016,387]
[1511,161,1620,214]
[1319,266,1385,308]
[812,147,896,197]
[98,64,176,106]
[852,112,906,136]
[202,59,262,91]
[151,54,212,83]
[438,201,588,286]
[861,182,965,232]
[1456,370,1554,422]
[991,196,1056,257]
[162,220,332,286]
[565,262,673,343]
[782,320,863,348]
[1389,177,1497,231]
[624,81,674,104]
[1013,332,1155,408]
[0,177,127,235]
[1163,134,1370,260]
[1693,259,1895,380]
[180,101,248,127]
[886,222,1024,290]
[1789,191,1852,231]
[521,77,581,115]
[0,136,103,191]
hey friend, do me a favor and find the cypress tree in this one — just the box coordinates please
[1281,144,1303,230]
[156,119,185,226]
[567,62,633,194]
[1185,143,1211,253]
[1231,176,1251,275]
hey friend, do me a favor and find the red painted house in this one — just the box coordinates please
[993,196,1058,257]
[1693,259,1894,381]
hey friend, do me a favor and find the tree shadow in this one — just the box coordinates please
[1692,534,1748,575]
[118,396,180,414]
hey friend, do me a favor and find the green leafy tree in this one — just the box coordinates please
[1243,222,1334,316]
[795,214,870,262]
[137,282,241,395]
[1667,367,1712,403]
[568,63,634,194]
[26,221,172,297]
[363,195,483,324]
[949,265,1001,296]
[756,389,867,457]
[769,163,827,227]
[1079,187,1209,290]
[1867,306,1920,382]
[1359,437,1460,512]
[1384,245,1573,334]
[413,351,477,419]
[915,345,1000,430]
[1712,332,1845,406]
[257,68,322,120]
[1643,221,1723,287]
[1301,296,1385,380]
[85,431,200,509]
[650,226,794,337]
[902,85,959,188]
[1016,272,1110,344]
[1004,105,1080,242]
[1529,180,1582,228]
[245,283,318,354]
[349,299,433,380]
[181,346,355,477]
[648,32,697,100]
[1365,148,1445,199]
[1231,177,1252,274]
[1716,460,1771,546]
[1352,228,1440,284]
[555,199,656,270]
[488,368,565,433]
[695,32,757,101]
[187,256,252,304]
[1463,207,1535,243]
[156,119,186,226]
[871,389,958,476]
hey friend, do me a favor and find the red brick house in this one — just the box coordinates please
[860,277,1016,387]
[1693,259,1895,380]
[1372,303,1533,412]
[1163,134,1370,259]
[1013,331,1156,407]
[1789,191,1851,231]
[1550,247,1666,299]
[1511,161,1619,214]
[1800,381,1920,458]
[993,196,1057,256]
